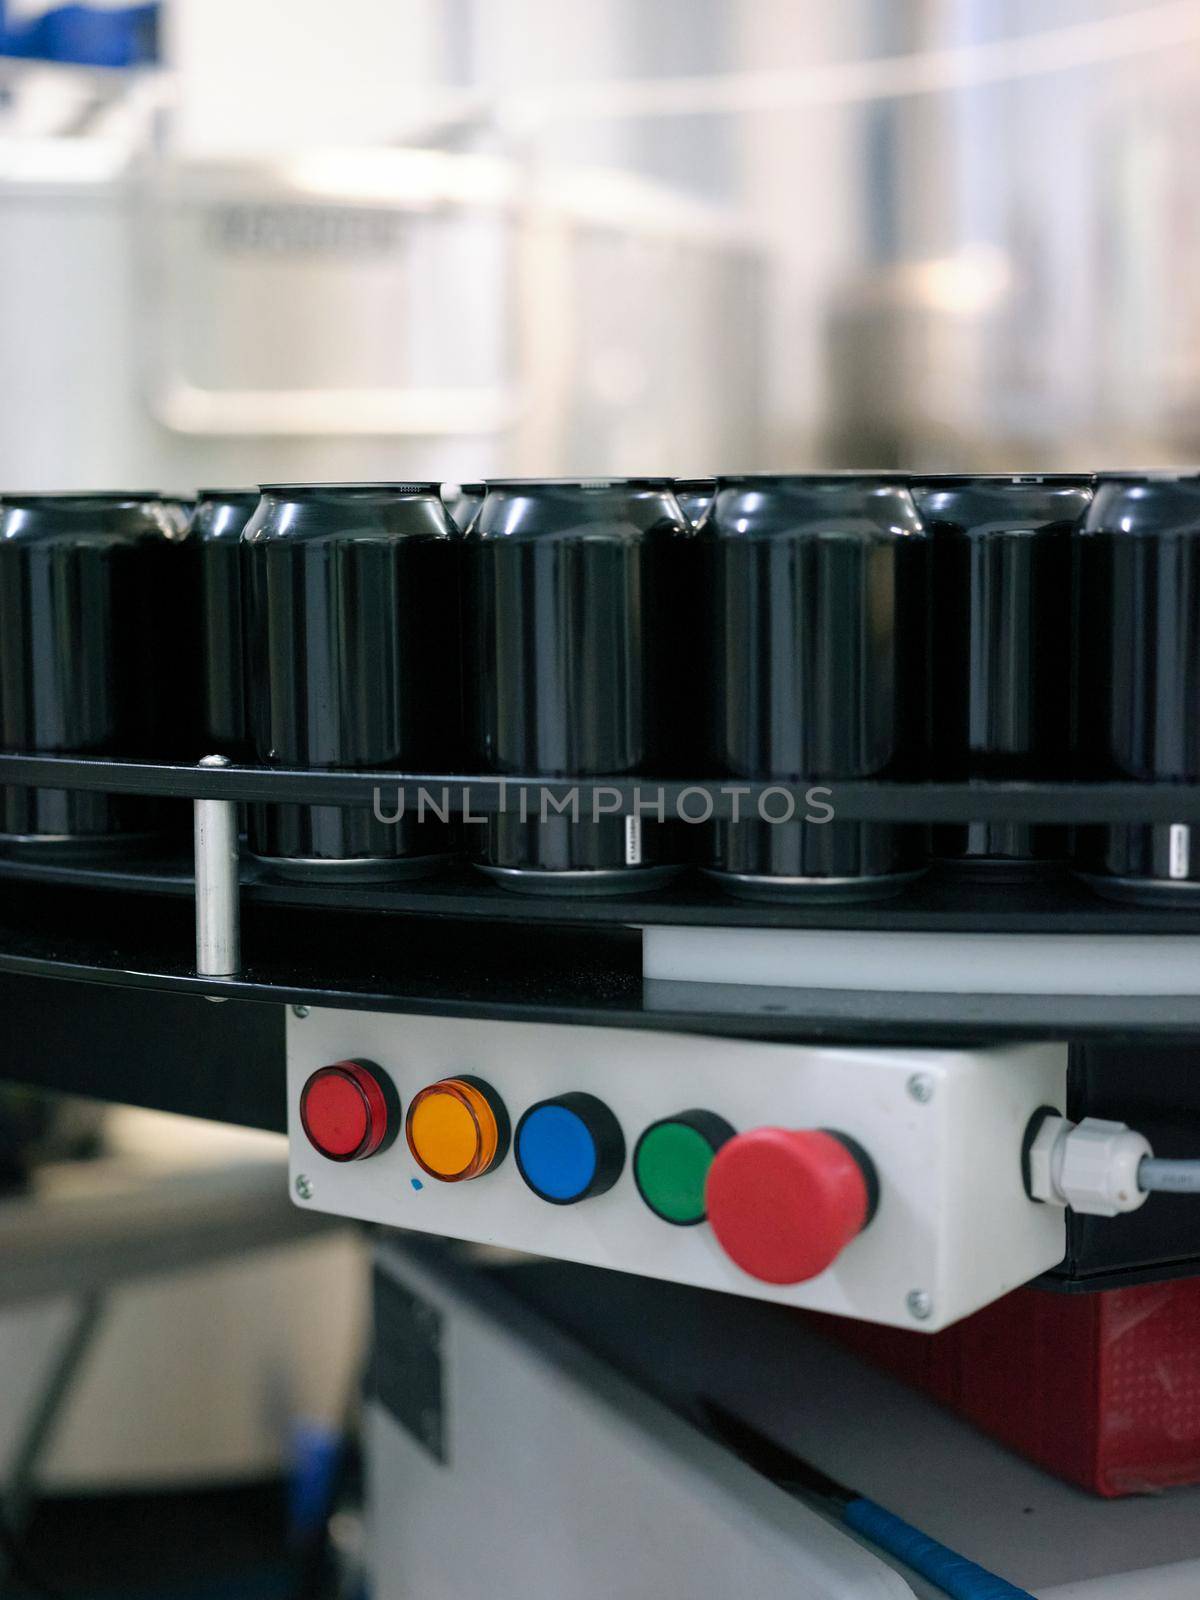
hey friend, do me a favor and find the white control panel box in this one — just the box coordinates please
[286,1008,1067,1332]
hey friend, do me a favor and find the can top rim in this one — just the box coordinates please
[258,481,442,494]
[714,472,909,488]
[0,490,165,503]
[197,487,260,500]
[910,473,1094,487]
[1091,470,1200,484]
[482,478,675,490]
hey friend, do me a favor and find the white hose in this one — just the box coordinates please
[1139,1158,1200,1194]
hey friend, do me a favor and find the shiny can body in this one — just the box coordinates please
[673,478,715,529]
[913,474,1091,872]
[194,489,259,760]
[161,497,196,539]
[701,474,930,899]
[243,483,461,877]
[443,481,485,534]
[1074,473,1200,901]
[465,479,692,892]
[0,491,194,847]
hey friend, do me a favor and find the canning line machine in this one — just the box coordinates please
[1,476,1200,1598]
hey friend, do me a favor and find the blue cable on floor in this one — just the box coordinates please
[703,1398,1037,1600]
[843,1496,1036,1600]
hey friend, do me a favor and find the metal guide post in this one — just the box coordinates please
[194,755,241,976]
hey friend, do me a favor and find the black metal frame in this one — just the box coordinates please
[0,753,1198,1033]
[0,972,1194,1293]
[1,750,1199,1290]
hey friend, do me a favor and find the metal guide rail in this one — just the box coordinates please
[4,751,1200,817]
[1,752,1200,1040]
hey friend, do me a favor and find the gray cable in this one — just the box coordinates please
[1139,1158,1200,1193]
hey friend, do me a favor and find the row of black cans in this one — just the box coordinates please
[0,473,1196,906]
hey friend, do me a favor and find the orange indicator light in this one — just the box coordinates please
[405,1076,509,1182]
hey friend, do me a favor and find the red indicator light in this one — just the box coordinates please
[300,1060,393,1162]
[706,1127,876,1284]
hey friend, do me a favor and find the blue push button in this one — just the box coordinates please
[515,1093,625,1205]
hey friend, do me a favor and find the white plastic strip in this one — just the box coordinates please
[642,927,1200,996]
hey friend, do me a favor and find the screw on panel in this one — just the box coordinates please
[906,1073,934,1104]
[292,1005,311,1019]
[906,1289,933,1321]
[295,1174,314,1200]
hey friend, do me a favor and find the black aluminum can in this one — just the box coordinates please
[701,474,930,900]
[465,478,692,894]
[244,483,462,878]
[1074,473,1200,903]
[673,478,715,528]
[442,481,485,533]
[194,488,259,760]
[0,491,195,849]
[913,473,1092,874]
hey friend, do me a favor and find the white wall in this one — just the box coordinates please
[164,0,447,155]
[734,0,869,463]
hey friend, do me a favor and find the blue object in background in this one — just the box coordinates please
[842,1497,1037,1600]
[0,2,159,67]
[288,1418,343,1544]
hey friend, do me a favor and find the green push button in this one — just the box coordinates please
[633,1110,736,1225]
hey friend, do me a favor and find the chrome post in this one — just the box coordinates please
[194,754,241,976]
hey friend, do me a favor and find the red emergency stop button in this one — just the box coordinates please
[300,1060,395,1162]
[705,1127,878,1284]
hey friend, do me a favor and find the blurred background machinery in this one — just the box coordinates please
[7,0,1200,492]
